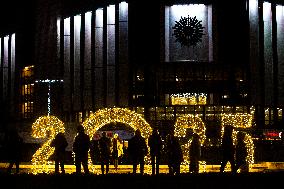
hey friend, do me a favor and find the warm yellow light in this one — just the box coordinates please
[82,107,153,173]
[174,114,206,173]
[221,113,254,164]
[171,93,207,105]
[31,115,65,174]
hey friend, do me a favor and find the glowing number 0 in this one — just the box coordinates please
[31,115,65,174]
[174,114,207,173]
[221,113,254,165]
[82,108,152,173]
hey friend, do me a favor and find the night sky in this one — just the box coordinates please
[0,0,35,34]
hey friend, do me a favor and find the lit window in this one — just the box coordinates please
[20,66,34,118]
[170,93,207,105]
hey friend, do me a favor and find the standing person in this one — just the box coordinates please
[189,133,201,173]
[220,125,236,173]
[111,133,122,172]
[98,131,111,175]
[73,125,90,174]
[90,137,100,165]
[6,129,23,174]
[128,129,148,174]
[51,132,68,174]
[166,131,183,175]
[235,132,248,173]
[148,127,162,175]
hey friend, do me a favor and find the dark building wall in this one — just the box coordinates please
[33,0,64,117]
[2,0,284,128]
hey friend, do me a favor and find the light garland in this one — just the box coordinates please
[174,114,206,173]
[171,93,207,105]
[221,113,254,164]
[82,107,153,173]
[35,79,64,116]
[31,115,65,174]
[30,111,255,174]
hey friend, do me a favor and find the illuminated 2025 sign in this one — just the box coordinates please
[31,108,254,174]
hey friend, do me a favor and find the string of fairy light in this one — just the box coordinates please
[35,79,64,116]
[30,108,254,174]
[174,114,207,173]
[174,113,254,173]
[31,115,65,174]
[221,113,254,164]
[82,107,153,174]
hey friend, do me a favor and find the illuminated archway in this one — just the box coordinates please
[82,107,152,139]
[82,107,153,173]
[174,114,206,172]
[31,115,65,174]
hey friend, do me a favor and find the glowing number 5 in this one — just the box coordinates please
[31,115,65,174]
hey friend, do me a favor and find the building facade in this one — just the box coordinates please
[1,0,284,137]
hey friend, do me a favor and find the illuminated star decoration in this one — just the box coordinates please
[82,107,153,174]
[173,15,204,47]
[31,115,65,174]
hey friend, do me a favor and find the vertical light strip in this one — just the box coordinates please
[249,0,258,17]
[208,5,213,62]
[263,2,273,105]
[165,6,170,62]
[84,11,92,109]
[276,5,284,104]
[249,0,259,105]
[10,34,16,112]
[107,5,116,105]
[74,15,81,111]
[3,36,9,100]
[263,2,272,21]
[118,2,129,106]
[57,19,60,64]
[4,36,8,68]
[120,1,128,13]
[94,9,104,108]
[63,17,71,110]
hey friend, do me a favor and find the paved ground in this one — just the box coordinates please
[0,171,283,189]
[1,162,284,189]
[1,162,284,174]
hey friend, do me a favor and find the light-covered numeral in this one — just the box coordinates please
[82,107,152,173]
[31,115,65,174]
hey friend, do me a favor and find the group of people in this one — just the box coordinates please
[5,124,248,175]
[219,125,248,173]
[51,125,184,175]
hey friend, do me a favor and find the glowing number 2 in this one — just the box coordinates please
[31,115,65,174]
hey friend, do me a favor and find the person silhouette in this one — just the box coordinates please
[148,127,162,175]
[98,131,111,175]
[111,133,122,172]
[166,131,183,175]
[128,129,148,174]
[220,125,236,173]
[51,132,68,174]
[73,125,90,174]
[90,137,100,165]
[6,129,23,174]
[235,131,248,173]
[189,133,201,173]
